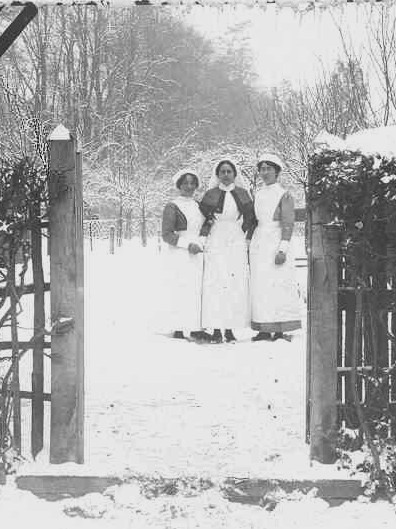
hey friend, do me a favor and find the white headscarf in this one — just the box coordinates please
[257,153,284,172]
[172,168,201,189]
[208,159,250,190]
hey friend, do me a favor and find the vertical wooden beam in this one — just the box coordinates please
[89,221,93,252]
[31,204,45,459]
[305,206,313,443]
[75,149,84,464]
[309,209,339,464]
[10,253,21,452]
[49,125,84,464]
[0,3,38,58]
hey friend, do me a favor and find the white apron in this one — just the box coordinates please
[201,190,250,329]
[250,183,301,333]
[162,197,204,332]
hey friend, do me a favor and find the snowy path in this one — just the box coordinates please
[8,239,396,528]
[83,239,310,478]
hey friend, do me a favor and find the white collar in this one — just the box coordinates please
[219,182,236,192]
[257,181,282,191]
[176,194,195,201]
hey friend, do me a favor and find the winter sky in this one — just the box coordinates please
[180,4,376,89]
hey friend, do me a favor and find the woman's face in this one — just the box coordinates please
[179,174,198,197]
[217,163,236,187]
[259,162,278,186]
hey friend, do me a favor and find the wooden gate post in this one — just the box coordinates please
[309,206,339,463]
[48,125,84,464]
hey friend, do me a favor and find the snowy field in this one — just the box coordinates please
[2,236,396,527]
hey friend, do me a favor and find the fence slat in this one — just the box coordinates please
[31,208,45,459]
[9,254,21,452]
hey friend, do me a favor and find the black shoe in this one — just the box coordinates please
[273,332,292,342]
[224,329,236,343]
[190,331,212,343]
[251,332,272,342]
[173,331,185,339]
[211,329,223,343]
[199,331,213,342]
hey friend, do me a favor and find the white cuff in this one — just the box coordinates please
[199,236,206,248]
[278,240,290,253]
[177,235,204,251]
[177,235,190,249]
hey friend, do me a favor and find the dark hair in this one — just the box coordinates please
[257,160,281,176]
[215,160,237,178]
[176,172,199,189]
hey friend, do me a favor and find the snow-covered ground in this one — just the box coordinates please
[2,237,396,527]
[84,236,310,478]
[1,479,396,529]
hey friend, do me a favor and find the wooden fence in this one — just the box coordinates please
[306,200,396,463]
[337,238,396,434]
[0,126,84,464]
[0,211,51,461]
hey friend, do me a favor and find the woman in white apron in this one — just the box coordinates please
[200,160,255,343]
[250,153,302,341]
[161,169,209,342]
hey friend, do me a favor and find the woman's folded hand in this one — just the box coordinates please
[275,250,286,265]
[188,242,203,255]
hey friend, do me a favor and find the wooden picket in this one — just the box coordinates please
[337,229,396,436]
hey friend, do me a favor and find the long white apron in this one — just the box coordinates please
[162,197,204,332]
[201,191,250,329]
[250,183,301,332]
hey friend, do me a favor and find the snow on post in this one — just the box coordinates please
[48,125,84,464]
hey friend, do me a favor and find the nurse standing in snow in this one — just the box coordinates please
[200,160,255,343]
[161,170,209,342]
[250,154,301,341]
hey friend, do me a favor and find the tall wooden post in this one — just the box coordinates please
[305,206,313,444]
[309,206,339,464]
[49,125,84,464]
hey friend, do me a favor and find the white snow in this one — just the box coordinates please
[2,236,395,527]
[48,124,71,141]
[345,126,396,158]
[315,125,396,159]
